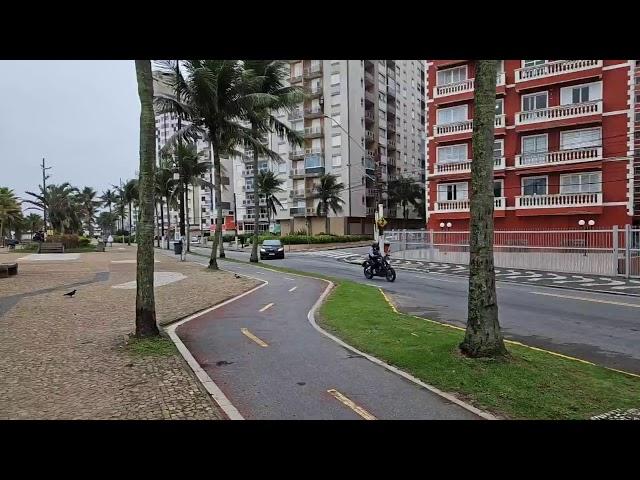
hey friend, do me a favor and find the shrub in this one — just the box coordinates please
[249,234,371,245]
[115,229,130,237]
[78,236,91,247]
[46,234,80,249]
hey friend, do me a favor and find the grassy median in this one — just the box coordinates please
[213,255,640,419]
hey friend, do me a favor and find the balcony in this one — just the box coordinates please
[364,111,375,124]
[303,64,323,79]
[387,86,396,98]
[288,109,303,121]
[434,197,506,213]
[365,129,375,141]
[290,207,306,216]
[435,115,505,138]
[515,147,603,169]
[516,192,603,209]
[387,122,396,133]
[515,60,603,83]
[304,106,324,119]
[387,139,396,149]
[365,157,375,171]
[364,71,375,85]
[433,72,506,99]
[290,168,306,178]
[365,91,376,104]
[242,185,255,192]
[515,101,602,126]
[366,207,376,216]
[290,189,306,198]
[290,73,303,84]
[304,126,323,138]
[433,157,505,175]
[308,84,323,97]
[366,188,376,197]
[387,104,396,116]
[305,147,323,156]
[289,150,305,160]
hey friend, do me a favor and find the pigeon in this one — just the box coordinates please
[63,289,77,298]
[234,274,241,279]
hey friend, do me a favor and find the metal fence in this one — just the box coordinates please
[385,227,640,278]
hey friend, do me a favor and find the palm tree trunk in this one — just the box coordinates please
[460,60,507,358]
[219,185,225,259]
[165,203,171,250]
[250,130,260,261]
[184,180,190,252]
[133,59,159,338]
[208,148,223,270]
[127,202,132,246]
[155,201,160,248]
[159,200,165,248]
[325,210,330,236]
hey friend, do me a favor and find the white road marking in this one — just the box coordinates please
[283,277,296,281]
[529,291,640,308]
[241,328,269,347]
[259,302,274,312]
[327,389,377,420]
[289,286,297,292]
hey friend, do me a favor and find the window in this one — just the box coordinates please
[332,114,341,126]
[495,98,504,116]
[522,176,548,196]
[521,134,548,165]
[437,105,467,124]
[436,65,468,86]
[437,144,467,164]
[523,60,546,68]
[278,162,287,173]
[332,155,342,167]
[331,134,342,147]
[560,81,602,105]
[522,92,548,111]
[493,139,504,158]
[560,128,601,150]
[438,182,468,201]
[493,180,503,198]
[560,172,602,194]
[305,156,322,169]
[330,73,340,86]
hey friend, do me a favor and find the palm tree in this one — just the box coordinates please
[134,59,160,338]
[240,60,305,263]
[460,60,507,359]
[101,189,117,215]
[311,173,345,235]
[24,213,43,236]
[387,176,424,229]
[0,187,22,243]
[96,211,117,236]
[78,186,100,235]
[112,186,127,234]
[24,183,79,234]
[256,171,285,234]
[155,162,178,250]
[121,179,139,245]
[155,59,270,270]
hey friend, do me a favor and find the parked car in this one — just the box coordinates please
[260,239,285,260]
[190,236,200,244]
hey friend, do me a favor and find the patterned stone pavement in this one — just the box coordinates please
[0,246,259,419]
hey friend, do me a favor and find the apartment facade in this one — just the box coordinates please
[634,60,640,226]
[234,60,426,236]
[425,60,635,231]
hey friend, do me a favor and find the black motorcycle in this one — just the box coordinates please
[362,254,396,282]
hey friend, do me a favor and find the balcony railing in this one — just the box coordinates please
[434,119,472,137]
[291,189,305,198]
[387,139,396,149]
[515,147,603,168]
[366,207,376,216]
[387,86,396,98]
[290,74,303,84]
[303,64,323,78]
[495,114,505,128]
[435,197,506,213]
[515,101,602,125]
[304,106,323,117]
[290,150,305,160]
[434,157,505,175]
[288,109,303,121]
[365,157,375,170]
[290,207,306,216]
[309,84,322,95]
[433,73,506,98]
[387,104,396,116]
[366,188,376,197]
[387,122,396,132]
[515,60,603,83]
[516,192,603,209]
[365,130,374,140]
[290,168,306,177]
[365,91,376,103]
[304,126,323,138]
[364,71,375,84]
[305,147,323,156]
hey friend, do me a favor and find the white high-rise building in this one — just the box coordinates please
[233,60,426,236]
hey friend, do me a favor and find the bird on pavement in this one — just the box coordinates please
[234,274,241,279]
[63,289,77,298]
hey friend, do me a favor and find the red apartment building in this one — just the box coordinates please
[425,60,636,231]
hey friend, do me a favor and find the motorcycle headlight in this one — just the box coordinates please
[278,247,284,252]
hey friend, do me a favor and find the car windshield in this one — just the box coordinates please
[262,240,282,246]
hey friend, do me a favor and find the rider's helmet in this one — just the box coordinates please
[371,242,379,249]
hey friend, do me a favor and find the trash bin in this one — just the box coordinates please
[174,240,183,255]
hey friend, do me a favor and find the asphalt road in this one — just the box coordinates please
[175,255,479,420]
[197,246,640,375]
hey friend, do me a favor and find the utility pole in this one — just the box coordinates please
[40,158,51,233]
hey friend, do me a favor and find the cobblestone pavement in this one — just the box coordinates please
[0,246,259,419]
[293,249,640,296]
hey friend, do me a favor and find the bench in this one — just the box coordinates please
[0,263,18,278]
[38,242,65,254]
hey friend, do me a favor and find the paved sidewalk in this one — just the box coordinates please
[293,248,640,296]
[0,246,258,419]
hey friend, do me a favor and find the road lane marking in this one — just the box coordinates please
[289,286,297,292]
[528,291,640,308]
[241,328,269,347]
[284,277,295,281]
[327,389,377,420]
[259,302,274,312]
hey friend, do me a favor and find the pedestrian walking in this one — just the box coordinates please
[107,234,113,248]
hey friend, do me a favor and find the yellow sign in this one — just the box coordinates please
[376,217,387,229]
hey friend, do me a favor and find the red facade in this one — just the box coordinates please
[425,60,634,230]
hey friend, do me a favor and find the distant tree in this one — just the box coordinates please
[311,173,345,235]
[387,176,424,229]
[256,170,285,233]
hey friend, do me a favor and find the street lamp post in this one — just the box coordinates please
[578,219,595,256]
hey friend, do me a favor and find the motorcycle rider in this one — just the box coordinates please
[368,242,382,273]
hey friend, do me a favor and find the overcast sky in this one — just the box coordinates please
[0,61,140,211]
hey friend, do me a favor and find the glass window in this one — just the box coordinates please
[332,155,342,167]
[560,128,601,150]
[560,82,602,105]
[493,180,503,198]
[522,177,548,196]
[331,134,341,147]
[437,182,468,201]
[437,66,467,86]
[495,99,504,116]
[438,144,467,164]
[522,92,548,111]
[493,139,504,158]
[560,172,602,194]
[330,73,340,86]
[437,105,467,124]
[521,134,548,165]
[523,60,546,68]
